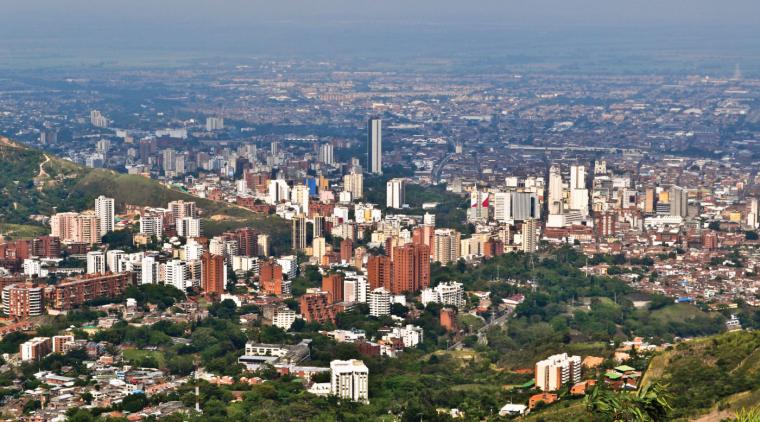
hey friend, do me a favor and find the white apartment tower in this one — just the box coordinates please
[94,195,115,237]
[386,178,405,209]
[331,359,369,403]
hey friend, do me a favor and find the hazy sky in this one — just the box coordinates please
[1,0,758,70]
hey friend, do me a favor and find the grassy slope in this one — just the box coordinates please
[0,137,290,247]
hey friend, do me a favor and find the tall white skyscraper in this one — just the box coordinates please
[86,251,106,274]
[367,117,382,175]
[569,165,589,216]
[206,117,224,131]
[570,165,586,190]
[141,255,158,285]
[94,195,115,237]
[548,165,563,215]
[386,178,405,209]
[319,143,335,166]
[670,185,688,218]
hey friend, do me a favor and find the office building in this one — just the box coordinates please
[535,353,582,391]
[331,359,369,403]
[292,214,307,251]
[548,164,563,215]
[670,185,688,218]
[367,117,382,175]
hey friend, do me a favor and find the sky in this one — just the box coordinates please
[1,0,758,70]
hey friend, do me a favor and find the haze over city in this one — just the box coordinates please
[0,1,759,421]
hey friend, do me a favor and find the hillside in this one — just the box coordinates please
[0,137,290,249]
[644,330,760,421]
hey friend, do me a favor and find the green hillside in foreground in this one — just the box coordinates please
[0,137,290,249]
[524,330,760,422]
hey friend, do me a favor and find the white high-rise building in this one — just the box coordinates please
[177,217,203,238]
[748,198,759,229]
[331,359,369,403]
[522,219,538,253]
[367,118,382,175]
[368,287,390,317]
[139,215,163,237]
[291,184,311,213]
[86,251,106,274]
[106,250,126,273]
[319,143,335,166]
[386,178,405,209]
[206,117,224,131]
[94,195,115,237]
[670,185,688,218]
[268,179,290,205]
[570,165,586,190]
[535,353,581,392]
[90,110,108,128]
[164,260,189,291]
[548,165,564,215]
[343,172,364,200]
[420,281,465,309]
[141,256,159,285]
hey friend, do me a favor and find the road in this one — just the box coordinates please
[432,152,454,183]
[447,310,511,351]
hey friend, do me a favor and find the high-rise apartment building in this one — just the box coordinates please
[343,171,364,200]
[331,359,369,403]
[521,219,538,253]
[86,251,106,274]
[432,229,461,265]
[391,243,430,294]
[368,287,390,317]
[322,273,345,304]
[535,353,582,391]
[94,195,115,237]
[2,283,44,319]
[367,255,392,290]
[386,178,405,209]
[201,253,227,297]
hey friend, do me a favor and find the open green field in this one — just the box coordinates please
[122,349,166,368]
